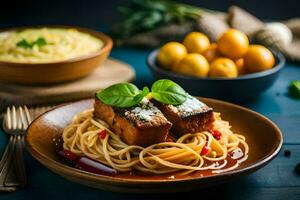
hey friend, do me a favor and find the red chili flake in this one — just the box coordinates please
[212,130,222,140]
[58,149,79,163]
[98,129,107,139]
[201,146,209,156]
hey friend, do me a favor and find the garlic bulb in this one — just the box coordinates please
[265,22,293,46]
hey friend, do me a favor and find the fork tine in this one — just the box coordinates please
[24,106,32,126]
[6,107,12,130]
[19,107,28,130]
[17,110,22,130]
[12,106,17,130]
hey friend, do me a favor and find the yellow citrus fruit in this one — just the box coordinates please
[217,29,249,59]
[183,32,210,54]
[173,53,209,77]
[244,45,275,73]
[202,43,221,63]
[209,57,238,78]
[156,42,187,70]
[235,58,246,75]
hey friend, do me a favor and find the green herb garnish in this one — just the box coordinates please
[34,37,47,46]
[96,83,149,108]
[96,79,187,108]
[151,79,187,105]
[112,0,205,38]
[16,37,47,49]
[289,81,300,99]
[16,39,32,49]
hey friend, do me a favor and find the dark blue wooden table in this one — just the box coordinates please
[1,47,299,200]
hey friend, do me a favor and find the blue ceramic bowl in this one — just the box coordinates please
[147,49,285,102]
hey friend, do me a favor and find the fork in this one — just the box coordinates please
[0,106,32,190]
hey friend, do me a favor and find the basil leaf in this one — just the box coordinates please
[96,83,149,108]
[133,86,150,104]
[16,37,47,49]
[151,79,187,105]
[289,80,300,99]
[35,37,47,47]
[16,39,32,49]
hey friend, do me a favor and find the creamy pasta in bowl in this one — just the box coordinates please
[0,28,104,63]
[0,26,112,84]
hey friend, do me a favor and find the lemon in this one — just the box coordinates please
[183,32,210,54]
[202,43,221,63]
[173,53,209,77]
[217,29,249,59]
[156,42,187,70]
[235,58,246,75]
[244,45,275,73]
[209,57,238,78]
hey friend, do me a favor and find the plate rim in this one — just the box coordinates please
[26,98,283,184]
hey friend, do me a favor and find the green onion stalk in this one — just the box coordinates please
[111,0,221,39]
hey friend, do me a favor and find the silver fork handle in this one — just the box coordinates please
[5,136,27,188]
[15,135,26,187]
[0,135,26,190]
[0,136,16,188]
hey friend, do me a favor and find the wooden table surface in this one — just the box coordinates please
[0,47,299,200]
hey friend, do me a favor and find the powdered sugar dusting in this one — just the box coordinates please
[128,98,160,121]
[176,96,206,113]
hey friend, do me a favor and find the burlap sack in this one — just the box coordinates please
[195,12,229,42]
[228,6,300,63]
[228,6,264,37]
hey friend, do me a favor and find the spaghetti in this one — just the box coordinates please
[62,109,249,175]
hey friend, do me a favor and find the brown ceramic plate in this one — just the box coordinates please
[0,26,113,84]
[26,98,283,193]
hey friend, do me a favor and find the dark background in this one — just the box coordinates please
[1,0,300,30]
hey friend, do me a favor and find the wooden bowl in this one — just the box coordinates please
[0,26,113,84]
[26,98,283,193]
[147,49,285,102]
